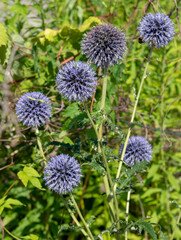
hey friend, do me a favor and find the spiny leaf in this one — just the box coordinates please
[134,219,157,240]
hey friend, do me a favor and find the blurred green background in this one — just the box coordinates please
[0,0,181,239]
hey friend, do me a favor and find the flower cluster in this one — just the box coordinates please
[16,92,52,127]
[44,154,82,194]
[138,12,175,48]
[56,61,97,102]
[81,24,127,68]
[120,136,152,167]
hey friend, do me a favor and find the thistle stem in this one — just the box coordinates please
[114,47,153,193]
[69,193,94,240]
[83,82,116,222]
[125,190,131,240]
[36,127,47,164]
[61,196,90,239]
[99,69,120,239]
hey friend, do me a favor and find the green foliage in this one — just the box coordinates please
[0,0,181,239]
[17,167,44,190]
[127,219,157,240]
[0,196,23,215]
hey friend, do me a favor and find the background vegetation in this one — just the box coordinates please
[0,0,181,239]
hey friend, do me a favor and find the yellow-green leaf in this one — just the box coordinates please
[0,23,8,47]
[24,167,40,178]
[44,28,58,42]
[79,16,101,32]
[22,234,39,240]
[29,177,42,189]
[18,171,29,187]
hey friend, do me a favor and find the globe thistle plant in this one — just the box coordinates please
[81,24,127,68]
[44,154,82,194]
[119,136,152,167]
[16,92,52,127]
[56,61,97,102]
[138,12,175,48]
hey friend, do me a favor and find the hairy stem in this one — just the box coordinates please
[125,190,131,240]
[61,196,90,239]
[114,47,153,193]
[69,193,94,240]
[99,69,120,238]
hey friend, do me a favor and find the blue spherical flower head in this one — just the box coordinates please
[44,154,82,194]
[120,136,152,167]
[81,24,127,68]
[56,61,97,102]
[138,12,175,48]
[16,92,52,127]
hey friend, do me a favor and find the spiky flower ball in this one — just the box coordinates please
[119,136,152,167]
[138,12,175,48]
[56,61,97,102]
[44,154,82,194]
[81,24,127,68]
[16,92,52,127]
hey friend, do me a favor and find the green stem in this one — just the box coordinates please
[125,190,131,240]
[83,102,99,139]
[83,103,119,221]
[36,127,47,164]
[69,193,94,240]
[4,227,21,240]
[83,83,116,222]
[170,209,181,240]
[99,69,120,239]
[114,47,153,193]
[102,149,119,223]
[61,196,90,239]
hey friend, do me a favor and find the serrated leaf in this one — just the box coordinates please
[135,219,157,240]
[23,167,40,178]
[29,177,42,189]
[0,23,8,47]
[18,171,29,187]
